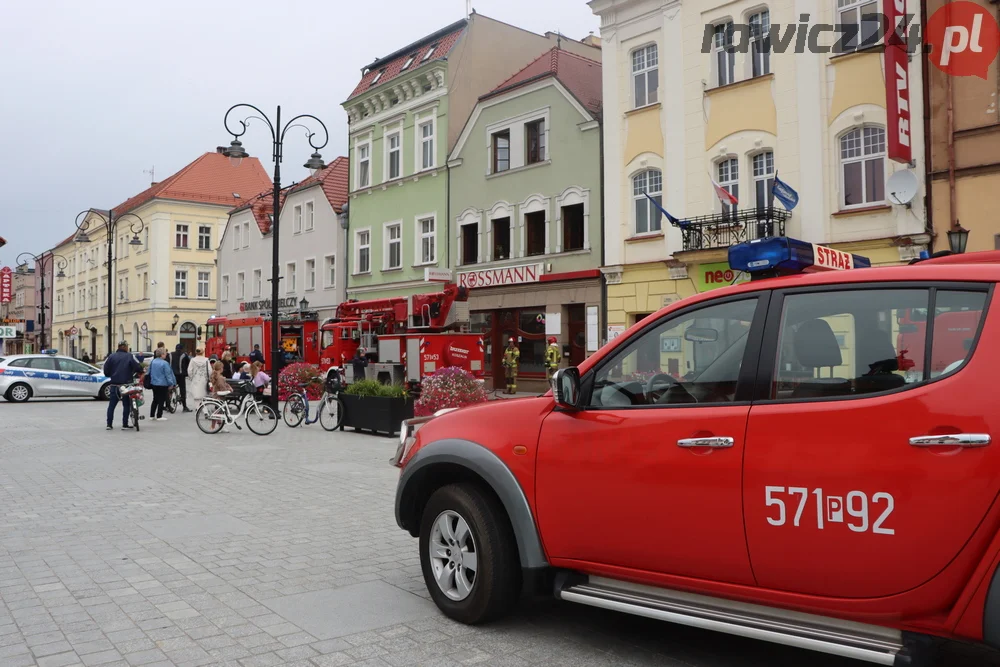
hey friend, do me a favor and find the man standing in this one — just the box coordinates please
[545,336,560,383]
[169,344,192,412]
[350,348,368,383]
[502,337,520,395]
[148,349,176,421]
[103,341,142,430]
[249,344,265,365]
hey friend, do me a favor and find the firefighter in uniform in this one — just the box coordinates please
[502,337,520,394]
[545,336,560,382]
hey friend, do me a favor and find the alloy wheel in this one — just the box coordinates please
[428,510,478,601]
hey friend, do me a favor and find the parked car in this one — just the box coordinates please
[0,353,111,402]
[391,238,1000,665]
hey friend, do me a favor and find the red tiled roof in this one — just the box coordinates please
[112,151,271,217]
[347,21,467,99]
[482,47,603,115]
[231,187,283,236]
[287,157,349,213]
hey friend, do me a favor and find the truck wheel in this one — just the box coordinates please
[419,483,520,624]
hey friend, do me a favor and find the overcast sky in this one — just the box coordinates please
[0,0,598,266]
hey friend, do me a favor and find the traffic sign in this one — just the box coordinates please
[69,326,79,336]
[0,325,16,338]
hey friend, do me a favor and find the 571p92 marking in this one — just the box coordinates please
[765,486,895,535]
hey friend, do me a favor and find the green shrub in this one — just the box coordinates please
[344,379,407,398]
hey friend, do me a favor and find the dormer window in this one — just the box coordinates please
[371,69,385,84]
[423,44,438,62]
[401,55,415,71]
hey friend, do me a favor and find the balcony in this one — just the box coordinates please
[679,207,790,252]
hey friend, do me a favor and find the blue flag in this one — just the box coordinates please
[643,192,683,227]
[771,173,799,210]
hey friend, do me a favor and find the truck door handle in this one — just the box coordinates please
[677,437,734,449]
[909,434,991,447]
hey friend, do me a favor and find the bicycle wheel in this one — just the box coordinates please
[131,405,140,432]
[282,394,306,428]
[166,390,178,414]
[196,402,226,434]
[246,402,278,435]
[319,395,345,432]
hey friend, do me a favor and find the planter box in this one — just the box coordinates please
[341,395,414,436]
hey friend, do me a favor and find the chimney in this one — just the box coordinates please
[216,146,228,154]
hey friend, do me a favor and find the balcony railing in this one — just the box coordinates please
[678,207,790,252]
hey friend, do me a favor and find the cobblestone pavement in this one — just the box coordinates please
[0,399,996,667]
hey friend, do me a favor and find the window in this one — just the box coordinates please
[387,131,401,180]
[142,273,148,299]
[418,217,436,264]
[237,272,245,300]
[28,357,57,371]
[837,0,880,52]
[419,121,435,170]
[174,270,187,298]
[525,211,546,256]
[357,142,370,188]
[461,223,478,265]
[753,151,775,212]
[423,44,437,61]
[306,259,316,290]
[357,231,371,274]
[385,224,402,270]
[175,224,189,248]
[492,130,510,173]
[293,205,303,234]
[58,358,93,374]
[305,201,314,230]
[252,269,261,297]
[286,263,296,293]
[717,158,739,216]
[222,275,230,301]
[197,271,210,299]
[562,204,585,251]
[198,225,212,250]
[714,22,736,87]
[526,119,546,165]
[589,298,758,408]
[401,55,415,71]
[371,68,385,85]
[100,280,106,308]
[841,126,885,208]
[242,221,250,248]
[632,169,663,235]
[233,223,241,250]
[325,255,336,288]
[492,217,511,260]
[631,44,659,108]
[750,10,771,77]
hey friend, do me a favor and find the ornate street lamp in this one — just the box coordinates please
[16,251,67,351]
[73,209,145,356]
[298,297,309,314]
[222,103,328,410]
[947,225,969,254]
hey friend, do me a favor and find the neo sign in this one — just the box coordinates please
[0,326,16,338]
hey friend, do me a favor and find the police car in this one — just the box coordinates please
[0,353,112,402]
[392,237,999,665]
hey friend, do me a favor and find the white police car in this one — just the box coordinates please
[0,353,111,402]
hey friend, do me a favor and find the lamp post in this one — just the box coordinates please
[222,103,328,410]
[73,209,145,357]
[16,251,67,351]
[947,225,969,254]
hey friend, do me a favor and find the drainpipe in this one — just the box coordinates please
[598,113,607,347]
[446,163,452,273]
[920,0,935,249]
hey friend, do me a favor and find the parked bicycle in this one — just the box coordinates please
[282,367,345,431]
[195,381,277,435]
[165,384,181,414]
[118,375,145,431]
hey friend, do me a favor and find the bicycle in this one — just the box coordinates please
[118,377,145,431]
[166,384,181,414]
[195,381,278,436]
[282,368,345,431]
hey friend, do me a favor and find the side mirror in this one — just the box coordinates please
[684,327,719,343]
[551,367,581,410]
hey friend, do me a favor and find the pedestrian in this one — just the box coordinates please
[81,352,92,365]
[545,336,560,383]
[187,348,210,407]
[350,348,368,383]
[249,344,265,365]
[502,337,520,394]
[155,341,166,359]
[235,362,252,381]
[209,360,230,396]
[221,350,233,379]
[102,341,143,430]
[148,348,176,421]
[169,344,192,412]
[251,361,271,398]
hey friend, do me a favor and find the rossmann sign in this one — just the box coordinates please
[457,263,543,289]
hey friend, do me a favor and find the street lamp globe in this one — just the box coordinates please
[129,233,142,246]
[298,297,309,312]
[304,151,326,175]
[223,139,249,168]
[56,267,66,278]
[947,226,969,254]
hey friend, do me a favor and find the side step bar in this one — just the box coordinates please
[555,575,909,666]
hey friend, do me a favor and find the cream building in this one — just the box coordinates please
[590,0,928,331]
[51,149,270,360]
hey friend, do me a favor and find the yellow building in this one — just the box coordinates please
[590,0,929,333]
[51,149,270,360]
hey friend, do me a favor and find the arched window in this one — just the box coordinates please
[716,157,739,216]
[840,126,885,208]
[751,151,775,212]
[632,169,663,235]
[118,325,125,348]
[133,323,139,351]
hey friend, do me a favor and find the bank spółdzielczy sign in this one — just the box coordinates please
[240,296,298,312]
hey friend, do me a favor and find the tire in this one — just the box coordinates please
[246,402,278,435]
[6,383,32,403]
[282,394,306,428]
[97,383,111,400]
[131,405,140,432]
[195,402,226,434]
[166,392,177,414]
[419,483,520,625]
[319,395,344,431]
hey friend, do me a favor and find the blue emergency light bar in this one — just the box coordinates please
[729,237,871,279]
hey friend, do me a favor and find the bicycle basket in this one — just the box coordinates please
[324,368,343,393]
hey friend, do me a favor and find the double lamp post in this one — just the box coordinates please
[15,251,67,351]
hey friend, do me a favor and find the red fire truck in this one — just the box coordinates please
[319,284,485,382]
[204,313,321,369]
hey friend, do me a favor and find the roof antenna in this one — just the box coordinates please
[143,165,155,185]
[557,32,562,49]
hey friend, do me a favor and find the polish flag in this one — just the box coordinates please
[711,177,738,206]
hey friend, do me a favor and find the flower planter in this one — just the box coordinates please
[341,395,414,436]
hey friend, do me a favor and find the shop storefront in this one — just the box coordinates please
[458,264,602,393]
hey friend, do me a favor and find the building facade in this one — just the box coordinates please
[590,0,928,333]
[218,158,349,323]
[51,150,271,359]
[449,47,604,391]
[342,14,601,303]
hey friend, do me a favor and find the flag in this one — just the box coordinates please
[771,172,800,210]
[643,192,683,227]
[711,177,738,206]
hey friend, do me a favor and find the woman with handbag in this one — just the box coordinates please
[186,348,210,407]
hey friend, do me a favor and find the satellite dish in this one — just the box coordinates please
[887,169,918,206]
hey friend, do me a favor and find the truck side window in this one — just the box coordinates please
[930,290,987,377]
[589,299,757,408]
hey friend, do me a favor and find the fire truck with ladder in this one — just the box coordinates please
[204,312,321,370]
